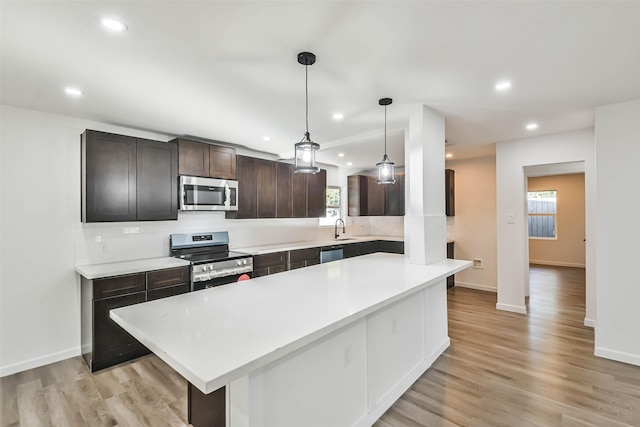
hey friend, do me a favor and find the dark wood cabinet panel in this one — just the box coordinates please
[177,139,210,178]
[348,174,404,217]
[147,266,189,290]
[233,155,257,219]
[307,169,327,218]
[92,291,148,371]
[93,273,145,299]
[276,163,294,218]
[342,243,358,259]
[136,139,178,221]
[367,176,385,216]
[292,172,307,218]
[147,283,189,301]
[446,169,455,216]
[357,241,378,256]
[377,240,404,254]
[82,130,137,222]
[385,175,405,216]
[209,145,236,180]
[289,247,320,270]
[253,252,287,277]
[256,159,277,218]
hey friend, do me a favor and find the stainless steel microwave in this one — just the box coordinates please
[179,176,238,211]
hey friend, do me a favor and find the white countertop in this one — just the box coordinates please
[233,235,403,255]
[76,257,190,280]
[111,254,471,394]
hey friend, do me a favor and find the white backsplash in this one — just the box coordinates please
[76,212,405,265]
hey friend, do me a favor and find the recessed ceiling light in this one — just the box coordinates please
[445,153,453,159]
[346,162,353,166]
[338,153,345,157]
[526,122,539,131]
[495,80,512,92]
[101,18,127,32]
[333,113,344,120]
[65,87,83,97]
[263,136,271,141]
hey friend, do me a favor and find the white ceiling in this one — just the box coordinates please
[2,1,639,169]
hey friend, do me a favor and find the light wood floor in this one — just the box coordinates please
[2,265,639,426]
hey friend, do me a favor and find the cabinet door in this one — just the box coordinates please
[254,252,287,275]
[447,242,455,288]
[378,240,404,254]
[209,145,236,179]
[445,169,455,216]
[343,243,358,259]
[292,173,307,218]
[367,176,385,216]
[177,139,210,177]
[347,175,367,216]
[276,163,294,218]
[384,174,405,216]
[137,139,178,221]
[307,169,327,218]
[93,291,148,371]
[357,241,378,256]
[289,247,320,270]
[83,130,137,222]
[234,156,257,218]
[256,159,277,218]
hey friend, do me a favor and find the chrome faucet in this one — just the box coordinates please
[334,218,346,239]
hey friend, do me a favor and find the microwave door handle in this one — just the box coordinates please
[224,183,230,209]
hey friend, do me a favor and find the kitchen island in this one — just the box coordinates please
[111,253,471,427]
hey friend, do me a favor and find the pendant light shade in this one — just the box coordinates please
[376,98,396,184]
[294,52,320,174]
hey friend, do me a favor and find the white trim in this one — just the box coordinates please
[454,281,497,293]
[595,347,640,367]
[0,346,80,378]
[496,302,527,314]
[584,317,596,328]
[530,260,586,268]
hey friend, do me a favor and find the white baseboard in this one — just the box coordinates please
[584,317,596,328]
[529,260,586,268]
[594,346,640,367]
[454,281,497,293]
[0,346,80,378]
[496,303,527,314]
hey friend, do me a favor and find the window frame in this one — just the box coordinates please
[319,185,342,227]
[527,189,558,240]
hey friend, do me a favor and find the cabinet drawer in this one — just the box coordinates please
[378,241,404,254]
[147,283,190,301]
[94,273,145,299]
[289,247,320,263]
[254,252,287,269]
[147,266,190,290]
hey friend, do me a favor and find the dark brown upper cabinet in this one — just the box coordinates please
[227,156,326,219]
[445,168,455,216]
[347,174,404,217]
[175,138,236,180]
[82,130,178,222]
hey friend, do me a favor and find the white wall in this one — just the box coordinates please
[495,129,596,324]
[446,156,497,292]
[0,105,398,376]
[594,99,640,366]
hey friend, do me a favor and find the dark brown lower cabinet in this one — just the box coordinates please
[377,240,404,254]
[253,252,287,277]
[81,266,190,372]
[289,247,320,270]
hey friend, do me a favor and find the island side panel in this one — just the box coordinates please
[188,383,226,427]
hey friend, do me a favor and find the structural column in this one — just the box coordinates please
[404,105,446,266]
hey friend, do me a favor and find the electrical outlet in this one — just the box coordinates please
[343,344,352,368]
[99,243,109,254]
[473,259,483,269]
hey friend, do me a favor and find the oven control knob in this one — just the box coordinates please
[201,265,208,271]
[242,259,248,265]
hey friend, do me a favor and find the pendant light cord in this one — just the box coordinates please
[384,105,387,157]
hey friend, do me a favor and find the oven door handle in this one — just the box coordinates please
[224,183,231,209]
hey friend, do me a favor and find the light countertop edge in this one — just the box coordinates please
[76,257,191,280]
[110,255,471,394]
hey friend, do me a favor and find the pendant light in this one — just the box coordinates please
[294,52,320,174]
[376,98,396,184]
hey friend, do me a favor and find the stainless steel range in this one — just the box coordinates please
[170,231,253,291]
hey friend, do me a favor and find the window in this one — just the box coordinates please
[319,186,342,226]
[527,190,557,239]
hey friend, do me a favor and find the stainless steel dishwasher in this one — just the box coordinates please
[320,245,343,263]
